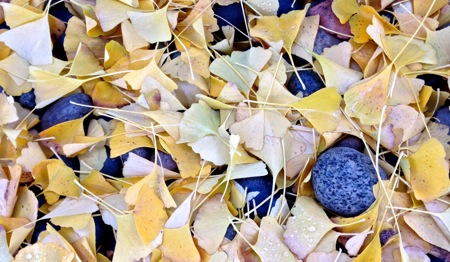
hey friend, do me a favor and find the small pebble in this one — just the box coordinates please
[313,28,342,55]
[100,146,123,178]
[18,90,36,110]
[213,3,247,41]
[332,136,366,153]
[312,147,387,217]
[379,228,397,246]
[94,215,116,257]
[224,224,237,240]
[287,69,325,97]
[40,93,93,130]
[417,74,449,92]
[235,175,277,217]
[278,0,303,16]
[434,105,450,135]
[308,0,351,38]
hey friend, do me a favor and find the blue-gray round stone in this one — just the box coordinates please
[40,93,92,130]
[312,147,386,217]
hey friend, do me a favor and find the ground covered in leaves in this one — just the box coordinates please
[0,0,450,261]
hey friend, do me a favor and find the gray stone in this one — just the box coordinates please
[40,93,92,130]
[312,147,387,217]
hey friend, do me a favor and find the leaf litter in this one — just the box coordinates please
[0,0,449,261]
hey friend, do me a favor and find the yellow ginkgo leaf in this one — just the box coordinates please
[344,65,392,125]
[403,138,450,202]
[104,40,128,70]
[95,0,134,32]
[290,87,342,133]
[160,224,201,262]
[81,170,119,195]
[253,216,295,261]
[311,53,363,94]
[209,47,272,96]
[67,43,105,76]
[14,242,74,262]
[0,11,52,65]
[331,0,359,24]
[39,117,85,155]
[353,224,381,262]
[64,16,108,61]
[128,6,172,44]
[30,67,86,108]
[284,196,336,260]
[0,3,43,28]
[134,183,168,245]
[45,161,82,202]
[250,10,306,54]
[193,194,232,254]
[0,92,18,125]
[109,122,154,158]
[413,0,447,16]
[121,19,148,53]
[91,81,129,108]
[114,213,161,262]
[0,52,29,86]
[349,5,400,43]
[229,110,291,151]
[159,135,202,178]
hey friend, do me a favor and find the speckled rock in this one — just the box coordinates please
[332,136,365,153]
[312,147,387,217]
[434,105,450,135]
[40,93,92,130]
[287,70,325,97]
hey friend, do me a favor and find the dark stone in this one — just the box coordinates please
[50,155,80,171]
[332,136,365,153]
[50,2,72,61]
[100,146,123,177]
[313,28,342,55]
[120,147,153,162]
[380,228,397,246]
[287,69,325,97]
[277,0,303,16]
[213,3,247,41]
[94,215,116,257]
[31,218,60,244]
[19,90,36,110]
[150,151,178,172]
[312,147,387,217]
[224,224,237,240]
[417,74,449,92]
[40,93,93,130]
[379,11,395,24]
[434,105,450,135]
[234,175,276,217]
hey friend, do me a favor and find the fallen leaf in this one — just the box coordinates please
[209,47,272,96]
[402,138,450,202]
[134,183,168,245]
[253,216,295,261]
[128,5,172,44]
[284,196,336,260]
[194,194,232,254]
[290,87,342,133]
[344,65,392,125]
[14,242,75,262]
